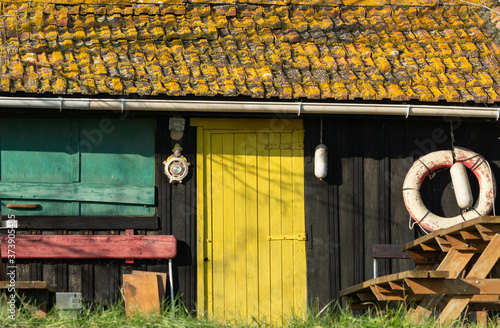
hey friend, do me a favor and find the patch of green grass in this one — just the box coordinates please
[0,299,498,328]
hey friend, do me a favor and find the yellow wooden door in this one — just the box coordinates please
[191,119,306,323]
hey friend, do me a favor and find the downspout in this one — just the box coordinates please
[0,97,498,119]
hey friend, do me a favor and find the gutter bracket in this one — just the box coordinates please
[121,98,125,114]
[496,107,499,121]
[298,101,302,116]
[59,97,63,112]
[406,104,411,118]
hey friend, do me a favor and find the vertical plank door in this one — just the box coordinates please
[192,119,307,324]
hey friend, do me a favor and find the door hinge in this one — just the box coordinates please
[268,233,307,241]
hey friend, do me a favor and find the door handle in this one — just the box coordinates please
[6,204,40,209]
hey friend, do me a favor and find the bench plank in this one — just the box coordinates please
[0,235,177,260]
[0,281,57,292]
[372,244,411,259]
[5,216,159,230]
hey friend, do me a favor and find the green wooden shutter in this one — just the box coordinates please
[0,118,155,216]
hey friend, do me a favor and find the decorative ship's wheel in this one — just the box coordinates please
[164,157,189,183]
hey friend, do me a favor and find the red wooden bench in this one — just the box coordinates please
[0,233,177,313]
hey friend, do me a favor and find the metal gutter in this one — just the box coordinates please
[0,97,499,119]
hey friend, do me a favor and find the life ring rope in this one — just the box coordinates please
[418,158,434,178]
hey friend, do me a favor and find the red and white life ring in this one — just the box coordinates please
[403,147,496,232]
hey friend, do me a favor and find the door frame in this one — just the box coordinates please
[190,118,306,319]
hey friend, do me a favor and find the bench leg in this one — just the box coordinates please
[438,296,470,324]
[169,259,175,316]
[407,294,443,322]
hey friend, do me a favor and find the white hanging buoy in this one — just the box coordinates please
[450,162,474,209]
[314,144,328,179]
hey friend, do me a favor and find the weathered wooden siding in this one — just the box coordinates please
[304,116,500,307]
[5,113,500,312]
[3,115,198,309]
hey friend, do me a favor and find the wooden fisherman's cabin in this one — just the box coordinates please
[1,0,500,322]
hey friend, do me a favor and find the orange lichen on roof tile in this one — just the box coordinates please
[474,72,494,87]
[412,85,434,102]
[330,82,348,100]
[468,86,488,103]
[373,57,391,74]
[421,72,441,86]
[442,86,461,102]
[485,87,500,102]
[0,2,496,104]
[454,57,473,73]
[429,86,445,101]
[342,0,388,6]
[346,83,361,99]
[358,81,377,100]
[426,58,446,74]
[386,84,406,101]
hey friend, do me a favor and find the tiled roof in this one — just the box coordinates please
[1,0,500,103]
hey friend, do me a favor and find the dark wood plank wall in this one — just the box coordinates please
[304,116,500,307]
[156,116,198,310]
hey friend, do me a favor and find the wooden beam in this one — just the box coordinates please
[409,249,474,320]
[405,279,500,295]
[435,236,452,252]
[3,216,159,230]
[0,235,177,260]
[388,281,405,291]
[470,294,500,302]
[406,249,445,265]
[370,285,404,301]
[402,229,441,251]
[459,230,483,241]
[475,224,500,241]
[466,234,500,279]
[438,296,470,324]
[406,293,444,322]
[445,234,487,252]
[340,270,448,297]
[0,182,154,205]
[0,281,57,292]
[436,248,475,278]
[402,217,500,252]
[419,242,442,252]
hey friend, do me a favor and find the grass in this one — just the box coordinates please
[0,299,498,328]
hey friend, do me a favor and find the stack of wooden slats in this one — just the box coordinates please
[341,216,500,325]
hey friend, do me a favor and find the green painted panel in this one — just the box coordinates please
[80,119,155,186]
[1,200,79,216]
[0,117,155,216]
[80,203,154,216]
[1,118,74,182]
[0,182,154,205]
